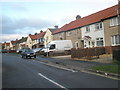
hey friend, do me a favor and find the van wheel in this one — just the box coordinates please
[24,56,27,59]
[34,55,36,58]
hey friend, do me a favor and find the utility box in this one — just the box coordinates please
[112,49,120,61]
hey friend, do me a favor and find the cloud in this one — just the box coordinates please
[0,34,28,42]
[8,3,28,12]
[1,15,55,34]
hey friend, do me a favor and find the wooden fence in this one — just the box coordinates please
[71,45,120,59]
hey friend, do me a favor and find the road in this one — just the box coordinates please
[2,53,119,89]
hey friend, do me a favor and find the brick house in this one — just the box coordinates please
[10,40,19,50]
[44,26,58,47]
[53,4,120,48]
[103,5,120,46]
[4,42,10,50]
[26,31,46,49]
[17,37,28,49]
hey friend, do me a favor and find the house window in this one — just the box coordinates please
[111,35,120,46]
[67,32,72,36]
[39,38,44,42]
[86,26,90,32]
[110,17,120,26]
[59,33,63,40]
[96,37,103,46]
[41,38,44,42]
[95,22,103,30]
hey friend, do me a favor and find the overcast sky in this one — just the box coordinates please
[0,0,118,43]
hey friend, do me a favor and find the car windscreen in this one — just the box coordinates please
[25,49,33,52]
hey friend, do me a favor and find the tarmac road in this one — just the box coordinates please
[2,53,119,89]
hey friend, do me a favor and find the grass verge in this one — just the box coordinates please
[92,65,120,74]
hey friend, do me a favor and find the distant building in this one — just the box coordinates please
[26,31,46,49]
[44,26,58,47]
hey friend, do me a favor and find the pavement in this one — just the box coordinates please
[51,54,113,63]
[46,54,120,79]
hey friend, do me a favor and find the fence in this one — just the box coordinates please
[71,45,120,59]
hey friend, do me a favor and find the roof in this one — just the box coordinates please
[11,39,19,44]
[48,28,58,33]
[53,4,119,34]
[11,41,17,44]
[17,37,27,43]
[5,43,10,46]
[2,43,5,46]
[29,32,46,40]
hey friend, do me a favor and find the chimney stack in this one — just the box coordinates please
[40,30,43,33]
[76,15,81,20]
[54,25,58,29]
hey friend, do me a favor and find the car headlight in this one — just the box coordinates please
[27,54,30,55]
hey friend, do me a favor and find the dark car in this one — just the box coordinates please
[1,49,8,53]
[21,49,36,59]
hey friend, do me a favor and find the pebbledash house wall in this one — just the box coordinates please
[81,22,105,48]
[26,36,33,49]
[53,32,66,40]
[65,28,83,48]
[44,29,53,47]
[103,16,120,46]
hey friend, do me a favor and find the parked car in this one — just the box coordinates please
[1,49,8,53]
[21,49,36,59]
[17,48,30,54]
[33,48,43,53]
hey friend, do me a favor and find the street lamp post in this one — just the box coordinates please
[45,37,49,57]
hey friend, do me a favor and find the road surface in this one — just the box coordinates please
[2,53,119,89]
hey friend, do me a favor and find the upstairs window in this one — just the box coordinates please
[67,32,72,36]
[95,22,103,30]
[110,17,120,26]
[85,26,90,33]
[58,33,63,40]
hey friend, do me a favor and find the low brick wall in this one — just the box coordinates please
[105,45,120,54]
[8,50,16,53]
[71,47,105,59]
[71,45,120,59]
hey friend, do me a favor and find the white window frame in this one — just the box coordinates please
[111,35,120,46]
[95,22,103,30]
[110,17,120,26]
[85,26,90,33]
[96,37,104,46]
[67,32,72,36]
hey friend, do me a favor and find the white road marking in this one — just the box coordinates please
[38,73,69,90]
[35,60,77,72]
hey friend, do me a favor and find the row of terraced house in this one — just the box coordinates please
[1,4,120,51]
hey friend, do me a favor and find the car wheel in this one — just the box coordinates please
[25,56,27,59]
[22,55,24,58]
